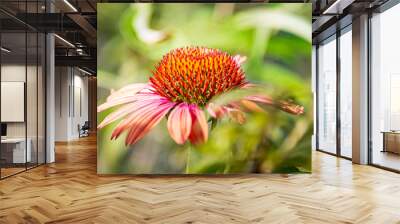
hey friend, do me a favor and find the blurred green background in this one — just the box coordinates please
[97,3,312,174]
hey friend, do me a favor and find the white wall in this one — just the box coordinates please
[55,67,69,141]
[72,74,89,138]
[1,65,35,138]
[55,67,89,141]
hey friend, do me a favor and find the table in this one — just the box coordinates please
[382,131,400,154]
[1,138,31,163]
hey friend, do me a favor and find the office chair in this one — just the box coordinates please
[79,121,90,138]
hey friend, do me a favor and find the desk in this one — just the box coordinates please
[382,131,400,154]
[1,138,31,163]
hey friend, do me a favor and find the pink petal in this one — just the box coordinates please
[245,95,273,105]
[241,83,258,89]
[111,98,174,140]
[98,83,150,112]
[189,105,208,145]
[167,103,192,145]
[98,92,161,113]
[98,96,137,113]
[227,102,241,110]
[206,103,217,118]
[206,103,228,119]
[98,94,168,129]
[124,101,176,145]
[107,83,148,101]
[98,103,136,129]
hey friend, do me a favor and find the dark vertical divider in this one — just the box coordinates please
[37,0,39,167]
[315,45,319,151]
[25,0,28,172]
[88,77,97,133]
[367,12,372,165]
[336,28,341,157]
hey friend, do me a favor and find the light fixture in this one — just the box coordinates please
[76,48,87,56]
[63,0,78,12]
[54,34,75,48]
[322,0,341,14]
[322,0,354,15]
[1,47,11,53]
[78,67,93,76]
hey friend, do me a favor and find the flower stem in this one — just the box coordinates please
[185,145,192,174]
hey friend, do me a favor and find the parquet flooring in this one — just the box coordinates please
[1,135,400,223]
[0,167,26,178]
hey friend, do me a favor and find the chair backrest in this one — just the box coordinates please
[82,121,90,129]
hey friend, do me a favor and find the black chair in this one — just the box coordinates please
[79,121,90,138]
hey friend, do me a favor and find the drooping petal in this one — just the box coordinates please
[277,101,304,115]
[245,95,273,105]
[206,103,217,118]
[227,101,241,110]
[167,103,192,144]
[245,95,304,115]
[206,103,228,119]
[124,101,176,145]
[240,99,264,113]
[240,83,257,89]
[188,105,208,145]
[227,108,246,124]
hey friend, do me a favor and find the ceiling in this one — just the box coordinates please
[1,0,395,72]
[0,0,98,74]
[312,0,390,43]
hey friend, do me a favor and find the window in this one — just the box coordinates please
[317,35,337,154]
[339,27,352,158]
[371,3,400,171]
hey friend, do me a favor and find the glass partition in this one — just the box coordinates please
[371,4,400,171]
[1,31,28,177]
[27,30,38,169]
[0,1,46,179]
[339,27,352,158]
[317,35,337,154]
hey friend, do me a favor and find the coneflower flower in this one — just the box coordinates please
[98,47,304,146]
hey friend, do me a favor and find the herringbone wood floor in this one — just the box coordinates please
[1,136,400,224]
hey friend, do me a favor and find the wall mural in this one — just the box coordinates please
[97,3,312,174]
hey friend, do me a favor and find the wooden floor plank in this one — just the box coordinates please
[0,135,400,223]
